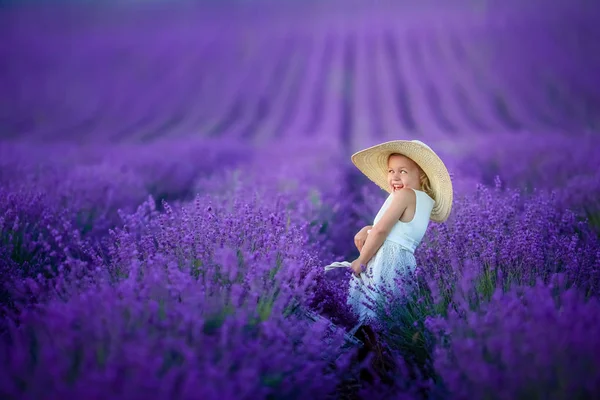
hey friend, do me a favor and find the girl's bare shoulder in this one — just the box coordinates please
[390,187,416,203]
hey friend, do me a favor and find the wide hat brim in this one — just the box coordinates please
[351,140,453,222]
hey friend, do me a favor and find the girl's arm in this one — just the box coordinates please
[355,225,374,251]
[356,188,415,266]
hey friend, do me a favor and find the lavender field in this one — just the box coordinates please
[1,1,600,399]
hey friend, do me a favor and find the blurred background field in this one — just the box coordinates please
[1,1,600,399]
[2,0,600,149]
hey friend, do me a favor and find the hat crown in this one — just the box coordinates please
[410,140,433,152]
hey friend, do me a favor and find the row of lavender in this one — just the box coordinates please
[2,6,599,144]
[1,131,600,398]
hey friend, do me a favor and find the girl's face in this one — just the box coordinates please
[387,154,423,192]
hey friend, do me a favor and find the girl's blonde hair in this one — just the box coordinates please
[419,169,435,200]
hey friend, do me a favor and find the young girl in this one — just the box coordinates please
[325,139,453,378]
[345,139,453,331]
[298,140,452,378]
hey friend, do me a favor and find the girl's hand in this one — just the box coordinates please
[350,259,364,276]
[354,225,372,251]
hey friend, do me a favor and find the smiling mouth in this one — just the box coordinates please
[392,184,403,191]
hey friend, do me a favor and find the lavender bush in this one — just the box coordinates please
[428,278,600,399]
[0,139,253,234]
[0,138,255,329]
[450,133,600,228]
[0,183,354,399]
[0,187,93,329]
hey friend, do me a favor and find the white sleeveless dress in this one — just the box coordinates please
[346,188,435,326]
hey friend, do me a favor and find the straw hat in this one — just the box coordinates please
[351,140,453,222]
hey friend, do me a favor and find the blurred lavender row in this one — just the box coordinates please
[2,0,600,148]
